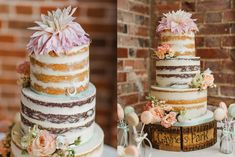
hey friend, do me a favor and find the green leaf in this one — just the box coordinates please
[74,137,81,146]
[67,149,75,157]
[21,150,27,155]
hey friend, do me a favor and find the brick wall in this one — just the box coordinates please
[117,0,235,116]
[117,0,151,113]
[0,0,116,146]
[153,0,235,106]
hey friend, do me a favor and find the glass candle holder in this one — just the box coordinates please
[220,129,233,154]
[117,122,129,147]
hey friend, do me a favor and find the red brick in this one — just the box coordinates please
[155,1,180,13]
[129,1,149,14]
[118,23,128,33]
[222,59,235,72]
[205,12,222,23]
[40,6,57,14]
[195,37,204,47]
[81,23,115,33]
[117,72,127,82]
[124,59,146,70]
[0,20,2,28]
[208,96,235,106]
[204,37,221,47]
[117,0,128,10]
[213,73,235,84]
[196,48,229,59]
[117,60,123,71]
[220,86,235,97]
[0,49,26,57]
[87,8,105,18]
[118,93,139,105]
[199,24,230,35]
[8,20,34,29]
[128,25,149,37]
[0,35,15,43]
[222,36,235,47]
[204,60,223,72]
[0,78,17,85]
[117,48,128,58]
[0,4,8,13]
[223,10,235,22]
[2,63,17,71]
[136,49,149,58]
[192,13,204,23]
[182,1,195,12]
[16,5,32,14]
[197,0,231,11]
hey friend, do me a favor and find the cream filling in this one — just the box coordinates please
[156,77,193,87]
[156,70,199,74]
[32,46,89,64]
[21,112,95,129]
[161,31,195,37]
[30,74,89,89]
[31,64,89,76]
[21,95,96,115]
[155,58,200,66]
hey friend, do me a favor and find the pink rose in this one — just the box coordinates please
[16,61,30,76]
[150,106,165,123]
[155,44,171,59]
[161,112,177,128]
[204,74,214,87]
[27,130,56,156]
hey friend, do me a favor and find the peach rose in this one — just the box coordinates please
[155,44,171,59]
[204,73,214,86]
[150,106,165,123]
[161,112,177,128]
[27,130,56,156]
[16,61,30,76]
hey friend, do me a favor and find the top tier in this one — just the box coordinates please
[27,7,90,96]
[157,10,198,57]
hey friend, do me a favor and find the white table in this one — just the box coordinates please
[146,141,233,157]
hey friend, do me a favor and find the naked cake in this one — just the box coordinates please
[9,6,104,157]
[143,10,217,152]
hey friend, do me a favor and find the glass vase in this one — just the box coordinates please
[117,122,129,147]
[220,129,233,154]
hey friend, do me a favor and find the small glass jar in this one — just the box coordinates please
[220,129,233,154]
[117,122,129,147]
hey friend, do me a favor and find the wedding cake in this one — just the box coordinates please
[143,10,217,151]
[9,7,104,157]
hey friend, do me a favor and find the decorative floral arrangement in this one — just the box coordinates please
[143,96,183,128]
[189,68,216,90]
[157,10,199,34]
[20,125,80,157]
[16,61,30,87]
[153,44,175,59]
[0,125,12,157]
[27,6,90,55]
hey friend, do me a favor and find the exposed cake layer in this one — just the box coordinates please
[151,86,207,120]
[11,123,104,157]
[20,83,96,136]
[30,44,89,95]
[160,30,195,56]
[155,57,200,88]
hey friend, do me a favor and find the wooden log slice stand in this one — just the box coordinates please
[144,120,217,151]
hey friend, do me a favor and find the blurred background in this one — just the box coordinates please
[118,0,235,112]
[0,0,116,146]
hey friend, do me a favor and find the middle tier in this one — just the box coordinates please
[20,83,96,144]
[151,85,207,120]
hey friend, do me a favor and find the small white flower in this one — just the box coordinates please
[56,135,69,150]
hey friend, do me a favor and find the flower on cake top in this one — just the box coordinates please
[142,95,182,128]
[189,68,216,90]
[27,6,90,55]
[154,44,175,59]
[157,10,199,34]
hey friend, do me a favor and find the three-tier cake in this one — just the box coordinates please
[10,7,104,157]
[144,10,217,151]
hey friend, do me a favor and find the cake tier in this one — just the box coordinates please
[151,86,207,120]
[20,83,96,144]
[155,57,200,88]
[144,118,217,152]
[30,44,89,95]
[160,30,195,56]
[11,123,104,157]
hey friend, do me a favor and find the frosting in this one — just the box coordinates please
[27,6,90,55]
[157,10,198,34]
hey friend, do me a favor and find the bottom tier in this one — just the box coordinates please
[10,123,104,157]
[144,119,217,152]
